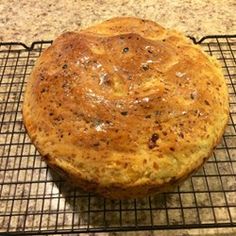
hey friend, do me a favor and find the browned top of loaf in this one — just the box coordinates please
[23,17,229,197]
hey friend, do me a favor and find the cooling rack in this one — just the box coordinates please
[0,35,236,235]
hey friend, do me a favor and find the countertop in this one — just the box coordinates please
[1,0,236,45]
[0,1,236,236]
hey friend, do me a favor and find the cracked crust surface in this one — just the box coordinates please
[23,17,229,199]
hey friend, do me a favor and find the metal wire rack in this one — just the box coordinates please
[0,35,236,235]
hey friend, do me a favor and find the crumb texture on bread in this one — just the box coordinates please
[23,17,229,199]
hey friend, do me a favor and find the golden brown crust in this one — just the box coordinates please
[23,17,229,199]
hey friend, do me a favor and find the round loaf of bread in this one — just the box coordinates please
[23,17,229,199]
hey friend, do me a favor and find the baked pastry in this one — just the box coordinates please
[23,17,229,199]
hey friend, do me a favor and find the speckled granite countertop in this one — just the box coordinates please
[1,0,236,44]
[0,1,236,236]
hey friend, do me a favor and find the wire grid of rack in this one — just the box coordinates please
[0,35,236,235]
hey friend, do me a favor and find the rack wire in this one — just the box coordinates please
[0,35,236,235]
